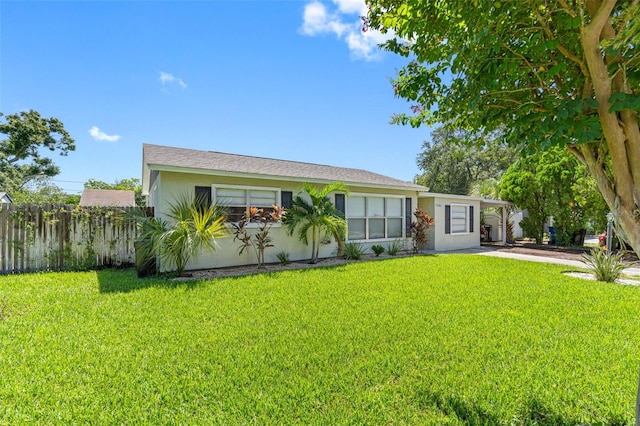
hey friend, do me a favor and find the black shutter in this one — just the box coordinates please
[281,191,293,208]
[405,198,412,236]
[335,193,345,216]
[195,186,211,210]
[445,205,451,234]
[469,205,474,233]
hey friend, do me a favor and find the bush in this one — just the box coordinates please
[387,240,403,256]
[343,242,365,260]
[276,251,290,266]
[371,245,385,257]
[581,248,627,283]
[410,208,435,252]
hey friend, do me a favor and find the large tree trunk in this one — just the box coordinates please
[577,0,640,258]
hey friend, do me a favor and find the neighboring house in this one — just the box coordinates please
[0,192,13,203]
[79,189,136,207]
[142,143,495,271]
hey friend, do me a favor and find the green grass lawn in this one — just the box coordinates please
[1,255,639,425]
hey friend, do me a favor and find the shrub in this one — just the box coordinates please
[135,194,227,275]
[233,206,285,268]
[343,242,365,260]
[276,251,290,266]
[387,240,403,256]
[410,208,435,252]
[371,245,385,257]
[581,248,627,283]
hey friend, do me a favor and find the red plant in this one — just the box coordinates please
[410,208,435,252]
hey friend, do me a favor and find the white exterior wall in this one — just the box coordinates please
[151,171,420,271]
[426,196,481,251]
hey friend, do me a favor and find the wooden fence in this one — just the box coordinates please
[0,204,153,274]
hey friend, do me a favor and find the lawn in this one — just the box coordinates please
[1,255,639,424]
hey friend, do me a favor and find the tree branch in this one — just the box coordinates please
[532,7,589,76]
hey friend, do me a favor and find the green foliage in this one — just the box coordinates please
[371,245,385,257]
[284,182,348,264]
[415,127,517,194]
[11,177,80,205]
[366,2,638,146]
[365,1,640,258]
[410,208,435,252]
[1,257,639,423]
[276,251,290,266]
[232,206,285,268]
[0,110,75,193]
[342,242,365,260]
[581,248,627,283]
[387,239,403,256]
[500,147,608,244]
[135,194,227,275]
[85,177,144,207]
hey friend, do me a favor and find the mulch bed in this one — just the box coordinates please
[485,241,640,266]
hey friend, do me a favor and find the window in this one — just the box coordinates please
[213,185,279,222]
[445,204,473,234]
[347,195,404,240]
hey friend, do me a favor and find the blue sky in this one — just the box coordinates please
[1,0,431,195]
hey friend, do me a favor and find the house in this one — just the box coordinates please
[142,143,500,271]
[0,192,13,203]
[79,189,136,207]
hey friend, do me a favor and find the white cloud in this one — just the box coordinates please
[332,0,366,15]
[89,126,121,142]
[300,0,394,61]
[159,71,187,89]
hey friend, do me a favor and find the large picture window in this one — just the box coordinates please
[213,185,279,222]
[347,195,404,240]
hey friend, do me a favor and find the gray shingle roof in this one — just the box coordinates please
[143,144,426,191]
[79,189,136,207]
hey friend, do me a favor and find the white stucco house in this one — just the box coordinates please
[142,144,503,271]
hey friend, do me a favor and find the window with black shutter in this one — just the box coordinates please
[469,205,475,233]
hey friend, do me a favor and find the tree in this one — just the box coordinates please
[416,127,517,194]
[0,110,75,193]
[500,147,609,244]
[365,1,640,257]
[85,178,144,207]
[284,182,348,264]
[11,178,80,205]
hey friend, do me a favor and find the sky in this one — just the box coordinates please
[1,0,432,195]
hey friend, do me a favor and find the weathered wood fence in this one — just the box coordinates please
[0,204,153,274]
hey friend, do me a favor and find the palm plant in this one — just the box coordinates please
[136,194,227,275]
[284,182,348,264]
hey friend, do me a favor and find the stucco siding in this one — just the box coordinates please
[152,171,421,271]
[429,196,480,251]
